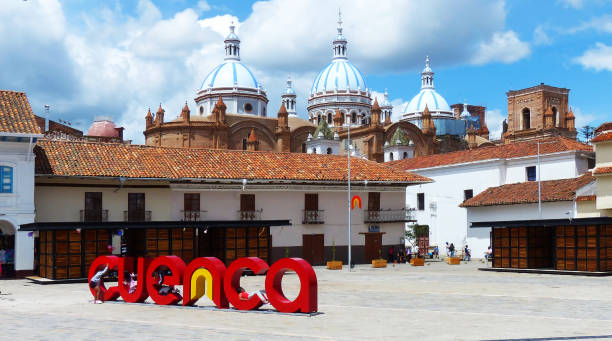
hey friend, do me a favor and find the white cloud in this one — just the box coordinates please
[0,0,525,144]
[471,31,531,65]
[569,14,612,34]
[533,26,552,46]
[241,0,510,73]
[484,109,505,140]
[575,42,612,71]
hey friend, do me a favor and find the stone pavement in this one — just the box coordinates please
[1,261,611,340]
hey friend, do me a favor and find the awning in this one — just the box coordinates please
[20,220,292,231]
[470,217,612,228]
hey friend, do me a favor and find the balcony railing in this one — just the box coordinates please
[123,210,152,222]
[364,208,416,223]
[302,210,325,224]
[238,209,262,221]
[80,209,109,222]
[181,210,207,221]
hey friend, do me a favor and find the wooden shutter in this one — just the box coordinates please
[368,192,380,211]
[240,194,255,211]
[184,193,200,211]
[305,194,318,211]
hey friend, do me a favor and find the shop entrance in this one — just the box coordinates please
[364,232,383,263]
[302,234,324,265]
[123,229,146,258]
[0,220,16,278]
[199,226,270,266]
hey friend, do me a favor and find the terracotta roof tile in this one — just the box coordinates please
[594,166,612,175]
[0,90,42,134]
[387,137,592,171]
[460,173,595,208]
[35,139,432,184]
[591,131,612,143]
[576,195,595,202]
[595,122,612,134]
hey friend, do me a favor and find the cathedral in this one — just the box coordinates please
[142,13,575,162]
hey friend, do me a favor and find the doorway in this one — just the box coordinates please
[0,220,16,278]
[302,234,324,265]
[364,233,383,263]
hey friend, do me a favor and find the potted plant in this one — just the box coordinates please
[327,241,343,270]
[372,248,387,268]
[405,225,427,266]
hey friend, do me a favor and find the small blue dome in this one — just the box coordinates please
[310,59,367,95]
[200,61,259,90]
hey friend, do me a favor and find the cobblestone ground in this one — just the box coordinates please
[1,261,612,340]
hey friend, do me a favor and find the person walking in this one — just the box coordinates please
[449,243,455,258]
[463,245,471,261]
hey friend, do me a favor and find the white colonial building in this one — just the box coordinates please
[388,137,594,258]
[0,90,43,278]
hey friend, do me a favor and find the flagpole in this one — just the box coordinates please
[347,117,352,271]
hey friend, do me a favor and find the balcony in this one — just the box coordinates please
[181,210,207,221]
[364,208,416,223]
[123,210,152,222]
[238,209,262,221]
[80,209,109,222]
[302,210,325,224]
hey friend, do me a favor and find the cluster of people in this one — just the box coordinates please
[445,242,472,261]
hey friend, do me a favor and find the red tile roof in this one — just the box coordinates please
[387,137,592,171]
[35,139,431,184]
[591,132,612,143]
[595,122,612,134]
[594,166,612,175]
[460,173,595,208]
[0,90,42,135]
[576,195,596,202]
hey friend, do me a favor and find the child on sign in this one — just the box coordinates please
[89,264,110,304]
[238,287,269,304]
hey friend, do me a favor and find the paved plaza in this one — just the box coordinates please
[1,261,611,340]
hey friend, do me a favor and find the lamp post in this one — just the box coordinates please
[347,118,352,271]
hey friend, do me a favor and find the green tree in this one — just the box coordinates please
[579,125,594,142]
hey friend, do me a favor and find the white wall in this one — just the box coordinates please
[404,151,591,260]
[406,161,502,257]
[0,139,37,272]
[466,201,574,258]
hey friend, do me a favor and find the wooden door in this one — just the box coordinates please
[240,194,255,211]
[184,193,200,220]
[368,192,380,211]
[302,234,324,265]
[365,233,382,262]
[305,194,318,211]
[128,193,145,221]
[84,192,102,221]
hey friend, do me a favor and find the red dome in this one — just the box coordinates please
[87,120,119,137]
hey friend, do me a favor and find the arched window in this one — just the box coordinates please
[522,108,531,130]
[0,166,13,193]
[389,153,394,161]
[242,138,247,150]
[326,147,332,154]
[552,107,558,127]
[351,112,357,124]
[327,113,332,124]
[403,152,408,159]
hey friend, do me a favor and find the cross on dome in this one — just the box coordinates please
[333,8,347,59]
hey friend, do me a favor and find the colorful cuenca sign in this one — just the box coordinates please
[88,256,318,313]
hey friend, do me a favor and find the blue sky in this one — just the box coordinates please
[1,0,611,142]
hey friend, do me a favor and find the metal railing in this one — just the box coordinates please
[181,210,207,221]
[80,209,109,222]
[123,210,152,222]
[238,209,262,221]
[302,210,325,224]
[364,208,416,223]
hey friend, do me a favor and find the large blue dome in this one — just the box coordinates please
[200,61,259,90]
[310,59,367,95]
